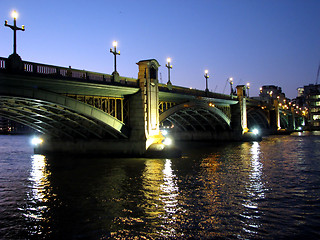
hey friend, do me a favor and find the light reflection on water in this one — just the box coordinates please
[1,133,320,239]
[25,155,47,219]
[241,141,265,236]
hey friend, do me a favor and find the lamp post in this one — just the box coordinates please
[5,10,25,55]
[166,57,172,85]
[228,77,234,96]
[246,82,250,97]
[204,70,209,93]
[110,41,120,74]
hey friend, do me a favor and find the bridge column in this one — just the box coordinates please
[236,85,249,134]
[273,99,281,130]
[134,59,163,150]
[289,108,296,130]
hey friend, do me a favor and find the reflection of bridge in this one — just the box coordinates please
[0,56,305,156]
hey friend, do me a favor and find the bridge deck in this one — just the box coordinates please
[1,57,236,103]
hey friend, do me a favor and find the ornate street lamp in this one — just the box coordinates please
[5,10,25,55]
[246,82,250,97]
[110,41,120,74]
[166,57,172,85]
[109,41,120,82]
[228,77,234,96]
[204,70,209,93]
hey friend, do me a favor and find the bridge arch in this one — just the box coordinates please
[159,101,231,132]
[247,108,270,131]
[0,85,128,139]
[280,112,289,129]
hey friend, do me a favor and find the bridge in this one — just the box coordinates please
[0,55,305,156]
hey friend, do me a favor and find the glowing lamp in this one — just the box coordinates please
[11,10,18,19]
[166,57,173,85]
[252,129,259,135]
[161,129,168,136]
[163,137,173,146]
[31,137,43,146]
[112,41,117,47]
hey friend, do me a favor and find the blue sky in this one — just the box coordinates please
[1,0,320,98]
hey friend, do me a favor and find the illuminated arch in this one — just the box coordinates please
[0,85,128,139]
[159,101,231,131]
[247,107,270,130]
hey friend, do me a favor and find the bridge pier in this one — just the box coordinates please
[274,98,281,131]
[236,85,249,134]
[231,85,261,141]
[288,108,295,131]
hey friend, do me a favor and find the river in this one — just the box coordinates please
[0,132,320,239]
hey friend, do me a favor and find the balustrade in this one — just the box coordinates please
[37,65,57,74]
[0,59,5,69]
[24,62,33,72]
[0,57,139,87]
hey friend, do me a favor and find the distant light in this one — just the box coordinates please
[246,82,250,88]
[161,129,168,136]
[163,137,172,146]
[252,129,259,135]
[167,57,171,64]
[11,10,18,19]
[31,137,43,146]
[297,127,302,130]
[112,41,117,47]
[204,69,208,74]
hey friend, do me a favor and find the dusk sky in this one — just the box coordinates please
[1,0,320,99]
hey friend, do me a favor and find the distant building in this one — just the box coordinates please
[292,87,306,109]
[0,117,33,134]
[297,87,304,97]
[303,84,320,128]
[259,85,286,104]
[0,117,10,132]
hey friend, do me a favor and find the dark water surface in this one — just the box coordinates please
[1,133,320,239]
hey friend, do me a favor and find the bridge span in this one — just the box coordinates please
[0,56,305,156]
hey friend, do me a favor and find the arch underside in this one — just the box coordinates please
[0,87,128,140]
[160,102,231,132]
[280,113,289,129]
[247,108,270,130]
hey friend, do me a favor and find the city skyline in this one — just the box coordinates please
[1,0,320,99]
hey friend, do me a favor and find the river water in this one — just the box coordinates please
[0,133,320,239]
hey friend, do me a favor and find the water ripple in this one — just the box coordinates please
[1,133,320,239]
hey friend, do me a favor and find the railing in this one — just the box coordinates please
[158,83,235,100]
[0,57,139,87]
[0,56,236,98]
[0,58,5,69]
